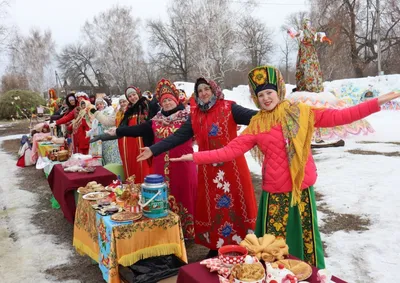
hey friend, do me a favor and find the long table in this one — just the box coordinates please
[73,196,187,283]
[177,256,347,283]
[47,164,116,222]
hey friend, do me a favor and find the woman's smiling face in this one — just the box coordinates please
[96,102,105,111]
[119,99,129,110]
[257,89,280,111]
[127,92,139,104]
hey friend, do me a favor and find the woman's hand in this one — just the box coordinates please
[137,147,153,161]
[377,91,400,105]
[169,154,194,162]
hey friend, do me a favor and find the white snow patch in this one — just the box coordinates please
[0,140,78,283]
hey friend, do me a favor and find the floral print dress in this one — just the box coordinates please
[88,107,122,165]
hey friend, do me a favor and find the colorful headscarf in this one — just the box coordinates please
[244,65,315,207]
[155,78,179,105]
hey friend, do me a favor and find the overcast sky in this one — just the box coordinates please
[1,0,310,77]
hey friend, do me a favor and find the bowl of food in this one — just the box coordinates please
[230,262,266,283]
[218,245,248,266]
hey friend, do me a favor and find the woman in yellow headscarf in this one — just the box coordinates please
[170,65,400,268]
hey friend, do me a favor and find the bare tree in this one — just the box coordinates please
[188,0,241,88]
[278,32,297,84]
[0,1,10,53]
[6,29,55,92]
[147,0,194,81]
[237,15,274,68]
[57,43,97,87]
[82,6,145,91]
[310,0,400,77]
[140,56,163,91]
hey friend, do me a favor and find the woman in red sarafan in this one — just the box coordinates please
[118,86,156,183]
[54,92,91,154]
[137,78,258,257]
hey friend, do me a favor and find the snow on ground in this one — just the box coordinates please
[0,134,24,142]
[0,140,77,282]
[314,112,400,282]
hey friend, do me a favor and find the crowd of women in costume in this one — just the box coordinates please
[48,64,400,268]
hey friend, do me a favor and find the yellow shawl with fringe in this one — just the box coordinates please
[243,100,315,206]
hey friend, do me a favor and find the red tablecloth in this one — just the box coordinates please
[47,164,116,223]
[177,256,347,283]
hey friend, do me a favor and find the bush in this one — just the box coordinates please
[0,89,46,120]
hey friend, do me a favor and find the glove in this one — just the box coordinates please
[105,128,117,136]
[89,135,102,143]
[89,133,119,143]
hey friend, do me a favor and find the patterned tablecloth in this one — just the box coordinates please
[73,196,187,283]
